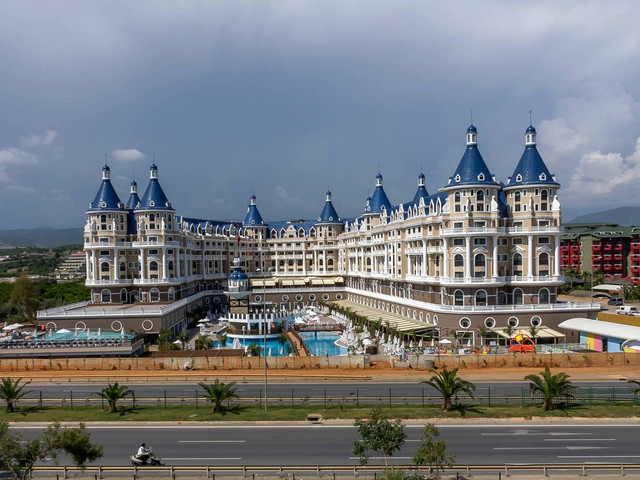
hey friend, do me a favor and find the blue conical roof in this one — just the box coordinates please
[365,174,392,213]
[243,195,266,227]
[447,126,499,188]
[317,191,341,224]
[88,165,123,211]
[507,125,559,188]
[137,165,174,211]
[125,180,140,209]
[409,173,429,206]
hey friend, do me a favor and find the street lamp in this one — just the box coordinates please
[257,267,268,412]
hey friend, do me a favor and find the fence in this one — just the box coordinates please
[27,462,640,479]
[15,386,640,410]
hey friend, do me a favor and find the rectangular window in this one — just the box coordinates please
[473,238,486,245]
[149,249,158,255]
[99,250,109,256]
[513,238,524,245]
[454,222,463,228]
[148,236,158,242]
[453,238,464,246]
[539,237,550,244]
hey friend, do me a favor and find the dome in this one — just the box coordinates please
[526,125,536,134]
[228,268,248,281]
[466,124,477,133]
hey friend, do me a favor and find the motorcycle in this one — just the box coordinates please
[130,448,164,466]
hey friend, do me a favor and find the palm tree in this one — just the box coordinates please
[95,382,133,413]
[528,325,540,345]
[198,380,239,413]
[218,333,228,348]
[504,324,515,346]
[0,377,31,413]
[177,330,190,350]
[157,328,172,351]
[423,368,476,412]
[524,366,575,411]
[476,326,487,347]
[195,335,210,350]
[247,342,262,357]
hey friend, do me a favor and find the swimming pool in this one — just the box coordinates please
[213,337,292,356]
[298,331,347,356]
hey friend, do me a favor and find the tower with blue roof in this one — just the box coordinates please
[315,191,343,238]
[361,173,392,229]
[243,195,268,241]
[135,163,175,232]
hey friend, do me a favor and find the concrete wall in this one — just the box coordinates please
[0,351,639,372]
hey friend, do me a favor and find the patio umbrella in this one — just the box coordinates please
[2,323,22,331]
[56,328,71,334]
[440,339,452,344]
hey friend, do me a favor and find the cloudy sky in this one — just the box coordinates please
[1,1,639,229]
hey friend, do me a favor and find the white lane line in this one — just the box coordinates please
[544,438,615,442]
[178,440,246,443]
[164,457,242,461]
[482,432,588,436]
[349,457,412,460]
[495,446,611,451]
[558,455,640,459]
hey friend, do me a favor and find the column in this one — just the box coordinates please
[323,250,327,273]
[465,236,471,279]
[554,235,561,276]
[443,238,449,277]
[384,244,388,274]
[422,240,427,276]
[528,235,534,278]
[162,248,167,280]
[492,236,499,278]
[85,251,91,279]
[140,249,146,280]
[314,251,318,274]
[91,250,97,281]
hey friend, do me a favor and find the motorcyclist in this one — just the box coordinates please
[136,443,151,463]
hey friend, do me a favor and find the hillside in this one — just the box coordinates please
[0,227,83,249]
[569,206,640,226]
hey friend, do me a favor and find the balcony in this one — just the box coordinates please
[441,226,505,236]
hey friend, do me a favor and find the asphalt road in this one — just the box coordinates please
[19,381,629,406]
[13,423,640,466]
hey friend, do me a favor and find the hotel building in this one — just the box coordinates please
[39,124,599,343]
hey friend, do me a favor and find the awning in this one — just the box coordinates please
[311,279,324,285]
[558,318,640,341]
[323,279,335,286]
[282,280,294,287]
[593,284,623,293]
[250,279,264,287]
[293,279,306,286]
[264,280,277,287]
[334,277,344,283]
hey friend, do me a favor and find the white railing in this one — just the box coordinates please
[132,240,180,247]
[440,276,505,285]
[505,275,564,283]
[506,226,561,233]
[85,279,132,286]
[36,301,90,317]
[441,226,505,235]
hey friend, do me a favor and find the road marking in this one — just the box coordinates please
[482,432,588,436]
[163,457,242,461]
[495,446,612,451]
[544,438,615,442]
[558,455,640,459]
[178,440,246,443]
[349,457,412,460]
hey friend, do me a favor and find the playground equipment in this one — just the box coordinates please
[508,331,536,353]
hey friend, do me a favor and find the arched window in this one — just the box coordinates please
[513,253,523,276]
[541,190,548,210]
[513,288,524,305]
[454,191,461,212]
[514,191,522,212]
[150,288,160,302]
[538,288,550,304]
[497,291,507,305]
[454,290,464,306]
[168,288,175,302]
[454,254,464,267]
[149,261,158,271]
[475,290,487,306]
[120,288,127,303]
[476,190,484,211]
[101,262,110,273]
[475,254,485,267]
[101,289,111,303]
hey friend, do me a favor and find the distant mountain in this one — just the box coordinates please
[569,206,640,226]
[0,227,83,249]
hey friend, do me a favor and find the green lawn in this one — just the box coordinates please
[0,403,638,422]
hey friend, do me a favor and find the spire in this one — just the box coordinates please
[126,179,141,210]
[137,163,174,210]
[365,173,392,213]
[446,124,498,188]
[88,164,123,211]
[507,124,559,188]
[410,172,429,206]
[317,190,341,224]
[243,194,266,227]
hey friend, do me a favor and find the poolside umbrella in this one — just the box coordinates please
[440,339,452,344]
[97,328,101,337]
[56,328,71,334]
[2,323,22,331]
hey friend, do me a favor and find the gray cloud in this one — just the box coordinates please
[0,1,639,227]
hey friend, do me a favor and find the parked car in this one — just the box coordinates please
[616,306,638,315]
[608,297,624,306]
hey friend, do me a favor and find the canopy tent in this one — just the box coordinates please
[334,300,433,333]
[558,318,640,342]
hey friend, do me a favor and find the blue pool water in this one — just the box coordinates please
[214,337,292,356]
[299,331,347,356]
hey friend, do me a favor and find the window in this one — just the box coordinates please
[459,317,471,329]
[530,316,542,327]
[150,288,160,302]
[507,316,519,327]
[475,254,486,267]
[453,238,464,246]
[475,290,487,306]
[484,317,496,329]
[513,238,524,245]
[538,288,550,304]
[454,254,464,267]
[474,238,486,245]
[539,237,550,244]
[101,289,111,303]
[454,290,464,306]
[513,288,524,305]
